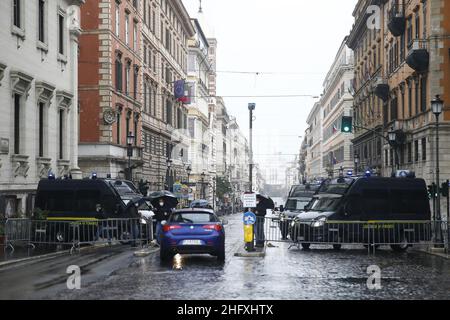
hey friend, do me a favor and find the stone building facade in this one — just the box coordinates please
[78,0,144,181]
[348,0,450,187]
[320,38,355,177]
[0,0,84,217]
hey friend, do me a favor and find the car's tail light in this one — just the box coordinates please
[163,225,182,232]
[203,224,222,232]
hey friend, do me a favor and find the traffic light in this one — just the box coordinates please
[441,181,449,198]
[341,116,353,133]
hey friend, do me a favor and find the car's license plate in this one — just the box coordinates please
[182,240,202,246]
[299,237,305,241]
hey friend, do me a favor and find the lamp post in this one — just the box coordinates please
[354,153,360,176]
[166,158,172,191]
[248,103,256,193]
[201,172,206,199]
[431,95,444,247]
[388,127,398,177]
[186,165,192,184]
[126,132,134,181]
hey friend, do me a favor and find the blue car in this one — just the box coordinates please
[160,209,226,261]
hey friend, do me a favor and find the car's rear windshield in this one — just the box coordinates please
[170,212,218,223]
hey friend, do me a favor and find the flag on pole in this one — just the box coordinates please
[174,80,185,99]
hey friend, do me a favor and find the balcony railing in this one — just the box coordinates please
[387,3,405,37]
[406,40,429,73]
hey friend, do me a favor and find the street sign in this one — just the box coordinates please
[242,192,257,208]
[243,211,256,225]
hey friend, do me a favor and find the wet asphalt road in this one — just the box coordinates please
[1,213,450,300]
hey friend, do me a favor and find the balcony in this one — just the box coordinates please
[406,40,429,73]
[387,4,405,37]
[372,77,389,102]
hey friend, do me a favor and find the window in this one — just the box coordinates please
[116,108,122,144]
[143,45,147,65]
[58,14,65,55]
[407,142,412,163]
[166,99,172,125]
[423,1,427,38]
[13,0,21,28]
[143,82,147,113]
[133,66,138,100]
[133,22,138,51]
[14,94,21,155]
[126,111,131,140]
[407,17,413,46]
[133,115,138,146]
[408,81,412,117]
[415,13,420,39]
[390,93,398,121]
[421,138,426,161]
[414,140,419,162]
[59,109,65,159]
[125,62,131,95]
[38,0,45,43]
[125,13,129,46]
[420,76,427,112]
[415,79,419,115]
[115,2,120,37]
[115,53,123,91]
[38,102,45,157]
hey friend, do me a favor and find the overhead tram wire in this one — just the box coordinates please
[78,60,326,76]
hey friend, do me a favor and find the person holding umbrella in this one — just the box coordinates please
[149,191,178,245]
[255,194,275,247]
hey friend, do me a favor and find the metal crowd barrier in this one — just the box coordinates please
[258,215,449,252]
[4,217,154,254]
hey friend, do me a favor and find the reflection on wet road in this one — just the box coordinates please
[50,214,450,300]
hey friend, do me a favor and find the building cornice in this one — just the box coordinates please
[173,0,196,38]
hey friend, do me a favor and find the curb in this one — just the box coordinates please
[234,245,266,258]
[0,242,132,270]
[413,247,450,260]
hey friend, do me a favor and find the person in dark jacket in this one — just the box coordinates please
[254,199,268,247]
[154,198,173,244]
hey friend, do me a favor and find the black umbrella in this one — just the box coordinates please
[148,190,178,208]
[256,194,275,210]
[190,199,209,208]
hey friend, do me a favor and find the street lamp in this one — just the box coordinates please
[201,172,206,199]
[388,127,398,176]
[431,95,444,247]
[186,165,192,184]
[126,132,134,181]
[165,158,172,191]
[248,103,256,192]
[354,153,360,176]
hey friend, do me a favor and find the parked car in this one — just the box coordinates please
[160,208,226,261]
[290,176,432,251]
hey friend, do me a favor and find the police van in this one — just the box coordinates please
[34,178,153,242]
[290,175,432,251]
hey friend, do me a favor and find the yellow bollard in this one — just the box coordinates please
[244,224,253,243]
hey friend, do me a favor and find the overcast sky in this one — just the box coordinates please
[182,0,358,184]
